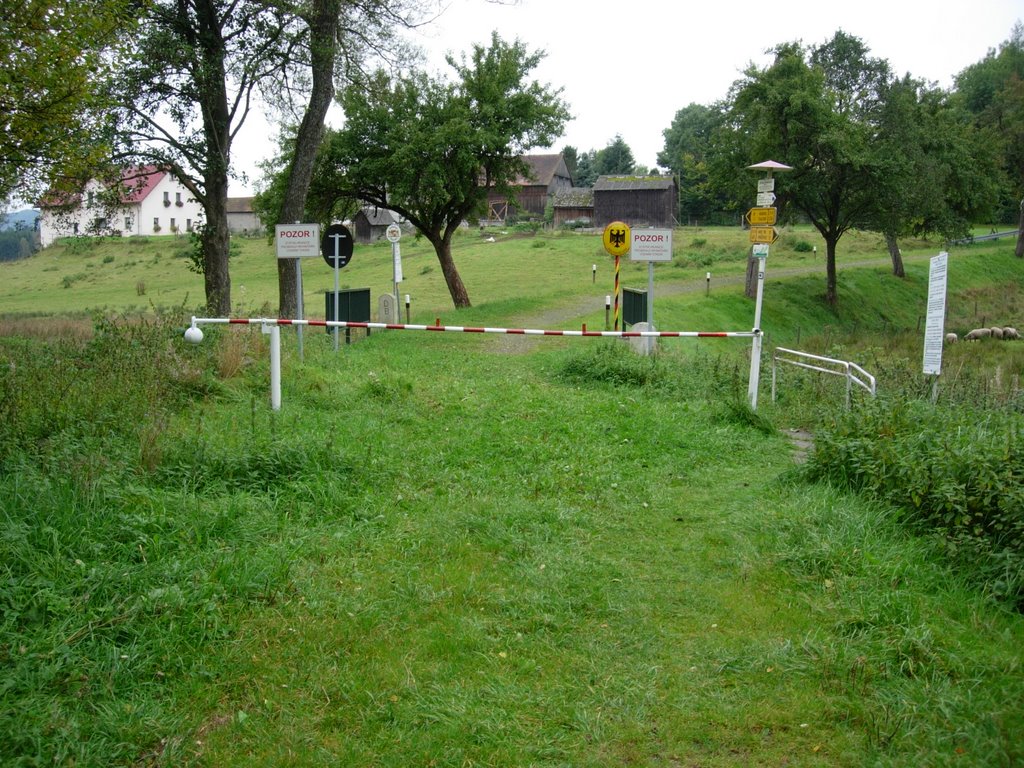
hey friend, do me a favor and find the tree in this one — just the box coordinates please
[110,0,296,314]
[955,23,1024,257]
[266,0,425,317]
[592,134,635,177]
[658,103,727,224]
[309,32,568,308]
[0,0,134,204]
[727,32,894,306]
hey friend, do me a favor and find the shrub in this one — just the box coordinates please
[793,240,814,253]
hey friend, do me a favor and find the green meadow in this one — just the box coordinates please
[1,227,1022,766]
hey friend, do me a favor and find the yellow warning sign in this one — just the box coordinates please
[602,221,631,257]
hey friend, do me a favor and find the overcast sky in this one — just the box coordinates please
[231,0,1021,194]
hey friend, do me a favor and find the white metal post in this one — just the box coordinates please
[295,260,304,362]
[268,324,281,411]
[748,262,766,409]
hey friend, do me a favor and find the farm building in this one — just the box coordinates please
[486,154,573,222]
[551,188,594,227]
[38,166,204,246]
[226,197,262,234]
[353,207,400,243]
[593,176,678,228]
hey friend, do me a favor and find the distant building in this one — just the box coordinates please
[593,176,678,228]
[486,154,573,222]
[226,196,262,234]
[353,206,400,243]
[38,166,204,246]
[551,188,594,228]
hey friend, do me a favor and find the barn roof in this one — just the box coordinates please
[226,196,254,214]
[552,188,594,207]
[593,175,676,192]
[513,154,568,186]
[357,206,398,226]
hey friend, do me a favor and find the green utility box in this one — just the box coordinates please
[326,288,371,343]
[622,287,647,327]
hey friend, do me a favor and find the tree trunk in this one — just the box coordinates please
[203,183,231,314]
[434,234,471,308]
[885,232,905,277]
[825,236,839,307]
[276,0,339,316]
[1016,197,1024,258]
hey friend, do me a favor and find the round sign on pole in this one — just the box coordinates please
[385,223,401,243]
[602,221,631,257]
[322,223,354,268]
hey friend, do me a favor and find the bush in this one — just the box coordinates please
[803,398,1024,606]
[793,240,814,253]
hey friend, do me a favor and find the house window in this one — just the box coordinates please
[170,218,176,232]
[94,217,107,231]
[125,217,132,231]
[186,219,192,232]
[72,223,79,235]
[87,192,95,207]
[153,217,160,231]
[163,191,170,206]
[175,192,183,207]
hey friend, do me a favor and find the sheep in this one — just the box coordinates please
[945,332,958,344]
[1003,327,1020,340]
[964,328,992,340]
[991,327,1005,340]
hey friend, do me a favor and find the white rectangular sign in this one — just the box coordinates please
[922,251,949,376]
[756,191,776,207]
[275,223,321,259]
[757,178,775,193]
[629,228,673,262]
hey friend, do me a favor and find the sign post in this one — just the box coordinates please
[629,228,672,330]
[923,251,949,402]
[321,224,354,352]
[602,221,631,330]
[275,223,322,362]
[386,223,402,324]
[745,160,792,409]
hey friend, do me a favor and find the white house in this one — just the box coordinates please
[38,166,205,246]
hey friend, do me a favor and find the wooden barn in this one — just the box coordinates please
[353,206,399,243]
[593,176,678,228]
[551,188,594,227]
[486,154,573,222]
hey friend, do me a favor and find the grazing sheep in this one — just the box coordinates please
[945,332,958,344]
[1003,327,1020,340]
[992,327,1005,340]
[964,328,993,340]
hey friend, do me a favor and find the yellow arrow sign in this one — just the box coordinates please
[749,226,778,244]
[745,207,777,226]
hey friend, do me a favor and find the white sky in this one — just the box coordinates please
[230,0,1021,194]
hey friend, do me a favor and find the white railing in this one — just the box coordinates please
[772,347,876,409]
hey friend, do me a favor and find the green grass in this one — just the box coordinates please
[2,231,1023,766]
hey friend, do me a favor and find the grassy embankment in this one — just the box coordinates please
[1,227,1022,766]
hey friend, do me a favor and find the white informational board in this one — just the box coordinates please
[629,229,673,262]
[275,224,321,259]
[922,251,949,376]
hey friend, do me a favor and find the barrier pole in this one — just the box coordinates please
[268,324,281,411]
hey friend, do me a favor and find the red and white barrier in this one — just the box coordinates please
[185,316,761,411]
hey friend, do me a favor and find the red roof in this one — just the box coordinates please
[118,165,166,203]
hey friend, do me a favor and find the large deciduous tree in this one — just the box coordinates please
[111,0,293,314]
[658,103,727,225]
[0,0,133,203]
[308,32,569,308]
[727,32,896,306]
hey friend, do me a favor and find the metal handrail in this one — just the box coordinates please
[772,347,876,409]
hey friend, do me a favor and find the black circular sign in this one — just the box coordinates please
[321,223,354,268]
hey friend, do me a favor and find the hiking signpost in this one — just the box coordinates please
[746,160,792,408]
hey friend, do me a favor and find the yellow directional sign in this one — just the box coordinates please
[745,207,777,226]
[602,221,631,257]
[749,226,779,244]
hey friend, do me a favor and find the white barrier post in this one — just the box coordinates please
[266,323,281,411]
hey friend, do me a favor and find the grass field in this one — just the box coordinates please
[1,228,1023,766]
